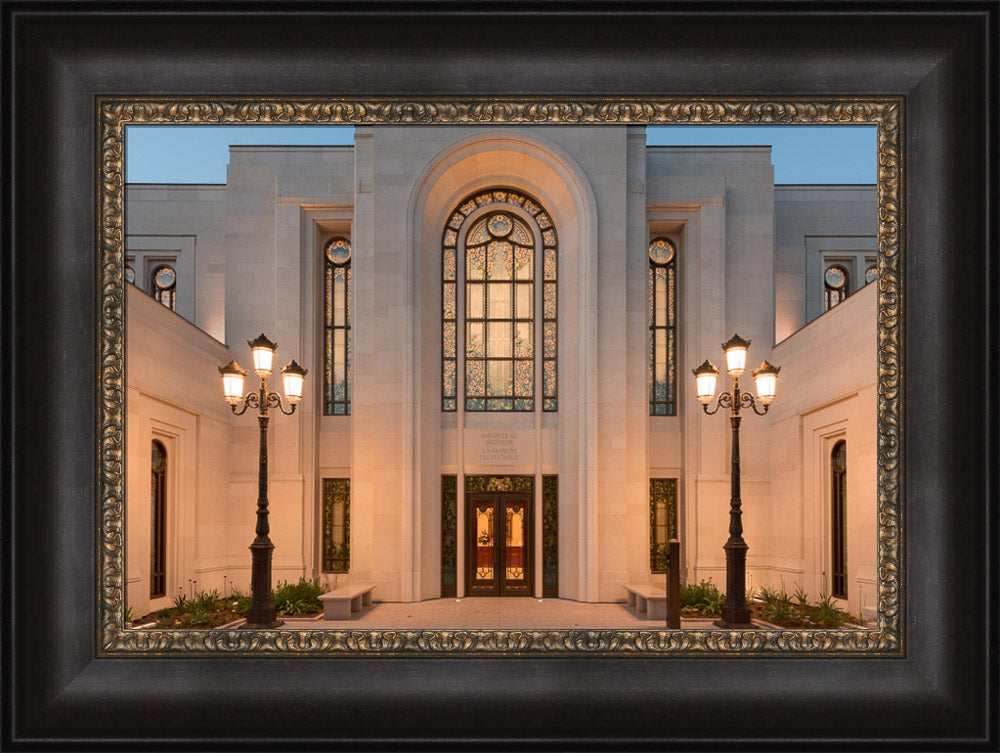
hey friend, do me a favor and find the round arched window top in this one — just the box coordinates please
[487,213,514,238]
[152,265,176,290]
[824,265,848,290]
[649,237,676,265]
[325,238,351,265]
[151,439,166,472]
[124,266,135,284]
[832,440,846,472]
[865,264,878,285]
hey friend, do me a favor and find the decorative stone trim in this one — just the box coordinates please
[98,96,902,656]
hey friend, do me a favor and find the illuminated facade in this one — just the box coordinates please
[124,126,878,621]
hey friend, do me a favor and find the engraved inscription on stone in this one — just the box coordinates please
[468,430,530,466]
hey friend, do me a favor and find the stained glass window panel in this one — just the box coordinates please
[515,283,533,318]
[443,190,556,412]
[466,360,485,396]
[543,322,557,358]
[514,322,533,358]
[442,281,456,320]
[649,237,677,416]
[443,322,456,358]
[441,476,457,596]
[466,322,485,358]
[322,478,350,573]
[487,360,513,396]
[544,248,557,281]
[543,282,556,319]
[543,359,556,397]
[443,361,456,397]
[324,238,351,416]
[467,244,486,280]
[649,478,678,573]
[514,360,533,396]
[542,475,558,596]
[487,283,512,318]
[467,283,485,319]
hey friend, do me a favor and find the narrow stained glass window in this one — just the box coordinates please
[441,475,457,596]
[150,440,167,598]
[824,264,849,310]
[542,475,558,597]
[831,441,847,599]
[151,264,176,310]
[322,478,350,573]
[442,190,556,412]
[649,237,677,416]
[324,238,352,415]
[649,478,678,573]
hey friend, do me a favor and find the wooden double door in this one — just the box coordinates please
[466,493,532,596]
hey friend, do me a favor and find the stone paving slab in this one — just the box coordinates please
[275,597,759,630]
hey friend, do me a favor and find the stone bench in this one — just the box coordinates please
[319,584,375,620]
[624,584,667,620]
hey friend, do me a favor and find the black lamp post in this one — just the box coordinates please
[219,334,307,628]
[693,334,780,628]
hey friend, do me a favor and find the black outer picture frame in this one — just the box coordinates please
[1,1,996,750]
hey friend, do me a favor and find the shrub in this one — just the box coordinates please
[272,577,326,616]
[680,579,724,616]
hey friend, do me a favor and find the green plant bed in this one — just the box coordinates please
[678,579,859,628]
[131,577,328,628]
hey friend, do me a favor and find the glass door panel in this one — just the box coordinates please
[466,493,532,596]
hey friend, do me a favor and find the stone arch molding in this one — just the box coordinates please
[405,129,601,602]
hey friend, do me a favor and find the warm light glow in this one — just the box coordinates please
[692,360,719,404]
[723,334,751,377]
[281,360,308,405]
[218,360,247,405]
[751,360,781,405]
[248,333,277,377]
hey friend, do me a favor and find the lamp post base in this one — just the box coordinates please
[241,618,285,629]
[713,618,755,629]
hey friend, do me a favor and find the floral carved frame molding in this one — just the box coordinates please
[98,96,903,656]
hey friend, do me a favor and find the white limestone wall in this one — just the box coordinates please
[220,145,356,587]
[125,287,233,617]
[123,131,879,611]
[645,146,777,589]
[125,184,226,340]
[768,282,878,613]
[773,185,877,342]
[373,125,606,602]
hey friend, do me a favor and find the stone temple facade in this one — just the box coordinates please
[124,125,878,622]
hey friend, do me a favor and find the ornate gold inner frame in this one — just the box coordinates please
[98,97,902,656]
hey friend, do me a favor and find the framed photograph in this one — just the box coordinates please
[2,1,995,749]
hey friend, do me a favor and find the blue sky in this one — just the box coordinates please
[125,124,877,185]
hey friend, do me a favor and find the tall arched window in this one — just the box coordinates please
[831,440,847,599]
[442,190,557,412]
[649,237,677,416]
[324,237,352,415]
[824,264,849,310]
[151,264,176,310]
[150,440,167,599]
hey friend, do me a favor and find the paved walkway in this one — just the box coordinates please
[275,597,754,630]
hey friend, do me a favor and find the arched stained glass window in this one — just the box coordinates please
[824,264,849,310]
[649,237,677,416]
[151,264,176,310]
[442,189,557,412]
[324,237,352,415]
[150,440,167,599]
[831,440,847,599]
